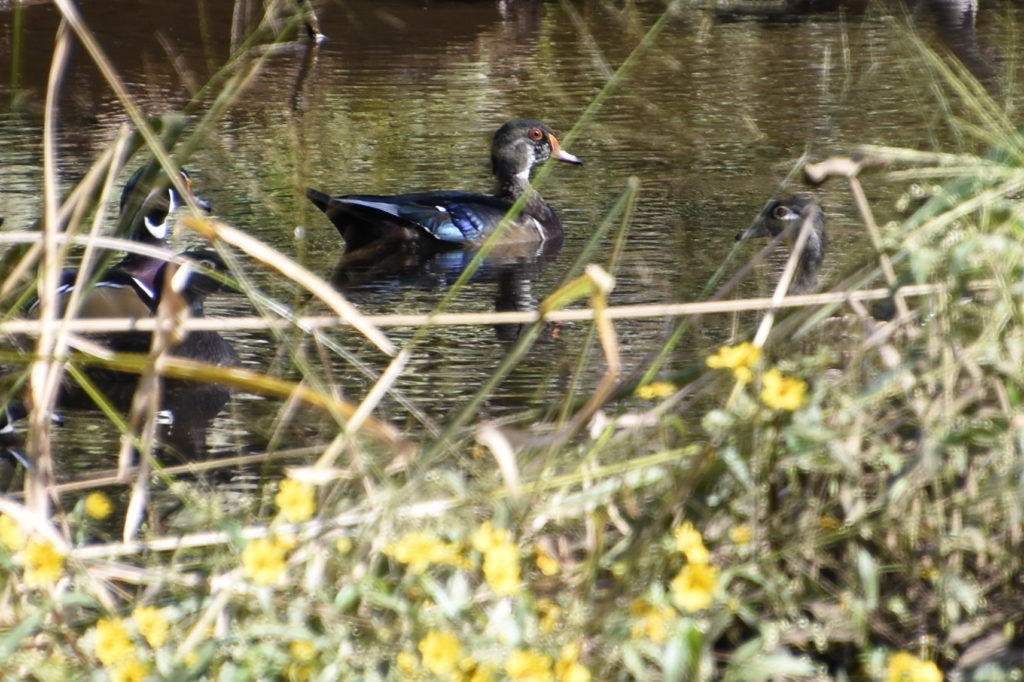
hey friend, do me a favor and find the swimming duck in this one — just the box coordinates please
[740,197,828,293]
[31,166,211,316]
[54,247,239,410]
[30,167,237,366]
[307,119,582,253]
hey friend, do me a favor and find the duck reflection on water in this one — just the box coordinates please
[331,235,563,342]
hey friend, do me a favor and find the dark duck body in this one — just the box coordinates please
[307,119,582,253]
[53,247,240,410]
[740,196,828,294]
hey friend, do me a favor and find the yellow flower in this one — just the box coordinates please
[673,522,710,564]
[483,541,521,596]
[535,543,560,576]
[886,652,943,682]
[418,630,461,676]
[706,342,761,383]
[110,658,149,682]
[291,639,316,661]
[630,599,676,643]
[396,650,418,673]
[671,562,719,612]
[506,649,553,682]
[729,524,753,545]
[536,598,562,633]
[131,606,169,648]
[0,514,26,551]
[384,530,464,574]
[84,491,114,520]
[94,618,134,667]
[335,536,353,554]
[555,644,590,682]
[275,478,316,523]
[760,368,807,411]
[241,536,288,585]
[21,539,65,586]
[471,521,511,553]
[635,381,677,400]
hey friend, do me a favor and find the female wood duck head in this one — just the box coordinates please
[739,196,828,293]
[306,118,582,253]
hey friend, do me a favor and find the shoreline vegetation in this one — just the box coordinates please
[1,1,1023,679]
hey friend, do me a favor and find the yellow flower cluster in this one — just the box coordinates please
[706,342,761,383]
[22,539,65,586]
[94,616,151,680]
[473,521,521,596]
[886,652,943,682]
[535,598,562,633]
[242,536,291,585]
[671,562,719,612]
[471,520,510,552]
[419,630,462,676]
[483,542,521,597]
[503,645,589,682]
[634,381,677,400]
[669,522,719,613]
[506,649,553,682]
[761,368,808,411]
[630,599,677,643]
[673,522,710,564]
[95,618,134,667]
[706,343,809,410]
[286,640,317,680]
[132,606,169,648]
[85,491,114,520]
[396,650,418,674]
[402,634,497,682]
[384,530,466,574]
[275,478,316,523]
[110,658,150,682]
[555,643,590,682]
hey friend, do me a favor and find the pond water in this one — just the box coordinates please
[0,0,1019,476]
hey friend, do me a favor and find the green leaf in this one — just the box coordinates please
[0,611,43,660]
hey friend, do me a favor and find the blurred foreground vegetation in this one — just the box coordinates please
[2,1,1024,681]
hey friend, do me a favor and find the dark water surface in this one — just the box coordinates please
[0,0,1019,473]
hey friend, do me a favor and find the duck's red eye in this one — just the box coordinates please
[773,205,791,219]
[528,127,544,141]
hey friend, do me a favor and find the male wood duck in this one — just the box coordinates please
[307,119,582,253]
[739,197,828,293]
[30,167,238,367]
[33,166,211,316]
[52,247,240,410]
[68,247,239,365]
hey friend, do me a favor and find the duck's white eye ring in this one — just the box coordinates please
[528,127,544,141]
[773,205,793,220]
